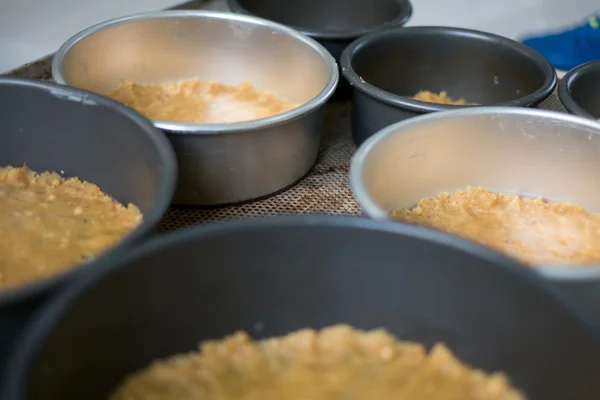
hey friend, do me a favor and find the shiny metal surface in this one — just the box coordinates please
[350,107,600,326]
[52,10,338,205]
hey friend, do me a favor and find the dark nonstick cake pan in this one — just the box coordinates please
[341,26,557,144]
[3,216,600,400]
[0,77,177,382]
[558,60,600,119]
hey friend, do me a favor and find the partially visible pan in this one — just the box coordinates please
[3,216,600,400]
[0,77,177,381]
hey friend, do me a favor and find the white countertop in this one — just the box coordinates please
[0,0,190,73]
[1,0,597,73]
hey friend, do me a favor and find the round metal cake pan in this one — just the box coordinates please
[558,60,600,119]
[52,10,339,206]
[227,0,412,100]
[3,215,600,399]
[341,26,557,145]
[0,77,177,382]
[350,106,600,328]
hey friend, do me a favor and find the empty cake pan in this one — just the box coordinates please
[558,60,600,119]
[0,77,177,383]
[350,106,600,328]
[52,10,338,206]
[3,216,600,400]
[341,26,557,144]
[227,0,412,100]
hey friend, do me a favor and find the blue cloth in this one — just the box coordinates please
[521,14,600,71]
